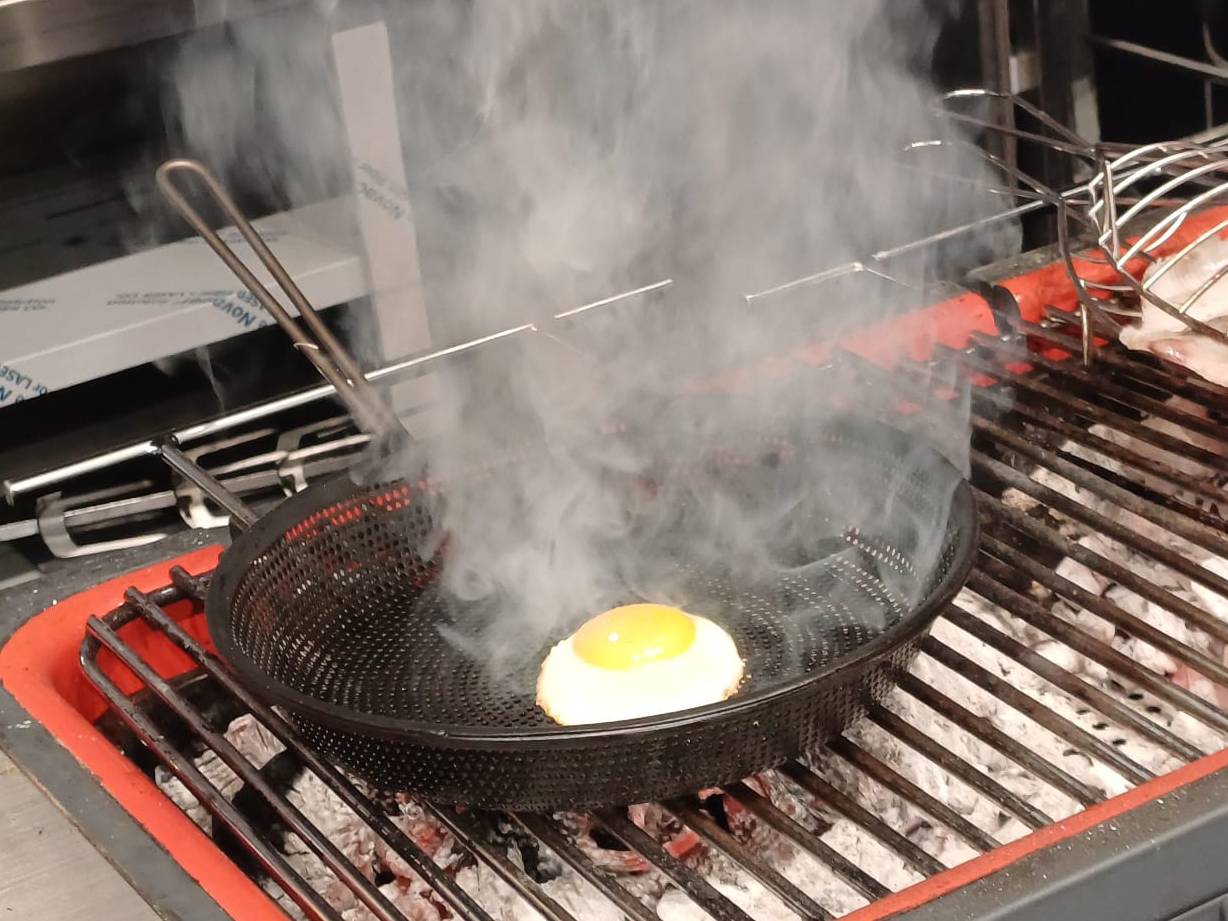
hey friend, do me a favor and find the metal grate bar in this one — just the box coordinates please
[864,704,1051,828]
[967,383,1226,504]
[137,577,498,921]
[943,602,1200,762]
[427,808,579,921]
[825,738,1000,852]
[921,637,1152,786]
[665,798,832,920]
[88,614,411,921]
[1018,320,1228,403]
[897,674,1099,805]
[975,488,1228,652]
[972,449,1228,624]
[967,555,1228,735]
[948,347,1228,474]
[80,629,344,921]
[593,810,756,921]
[776,762,946,878]
[970,333,1228,449]
[979,534,1228,694]
[721,781,890,901]
[974,413,1228,554]
[510,815,659,921]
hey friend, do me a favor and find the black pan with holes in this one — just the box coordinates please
[206,416,976,810]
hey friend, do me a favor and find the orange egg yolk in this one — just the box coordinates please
[572,604,697,670]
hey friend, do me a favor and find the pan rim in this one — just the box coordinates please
[206,432,978,748]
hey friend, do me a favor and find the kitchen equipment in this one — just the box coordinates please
[154,160,978,810]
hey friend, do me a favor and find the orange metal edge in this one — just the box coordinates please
[842,746,1228,921]
[0,546,287,921]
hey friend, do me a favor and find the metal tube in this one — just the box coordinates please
[865,704,1051,829]
[132,580,497,921]
[664,799,831,920]
[825,738,1000,852]
[897,674,1100,806]
[921,637,1153,786]
[593,810,755,921]
[721,781,890,900]
[776,762,946,878]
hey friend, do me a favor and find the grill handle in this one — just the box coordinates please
[157,438,258,532]
[155,158,405,442]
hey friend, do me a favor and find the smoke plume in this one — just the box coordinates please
[170,0,1012,666]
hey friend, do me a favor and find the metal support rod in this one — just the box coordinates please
[135,578,497,921]
[865,703,1051,829]
[825,738,1000,852]
[898,674,1099,806]
[664,799,831,921]
[593,810,755,921]
[721,781,890,901]
[776,762,946,878]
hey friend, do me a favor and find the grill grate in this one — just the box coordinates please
[80,315,1228,921]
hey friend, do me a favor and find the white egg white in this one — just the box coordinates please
[536,614,745,726]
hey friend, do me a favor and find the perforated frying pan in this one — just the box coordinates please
[200,418,976,810]
[157,160,979,810]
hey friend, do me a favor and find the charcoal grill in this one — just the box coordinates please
[43,294,1228,921]
[8,89,1228,921]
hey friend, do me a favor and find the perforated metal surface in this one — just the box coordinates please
[207,419,976,809]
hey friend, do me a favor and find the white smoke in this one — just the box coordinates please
[168,0,1012,665]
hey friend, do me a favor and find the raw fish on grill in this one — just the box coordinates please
[1119,234,1228,385]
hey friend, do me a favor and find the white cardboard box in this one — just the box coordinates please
[0,197,371,406]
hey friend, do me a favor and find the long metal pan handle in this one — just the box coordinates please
[157,438,258,531]
[155,159,404,440]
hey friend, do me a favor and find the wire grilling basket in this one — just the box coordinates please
[146,160,978,809]
[206,420,975,809]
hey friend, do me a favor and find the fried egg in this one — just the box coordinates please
[536,603,745,725]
